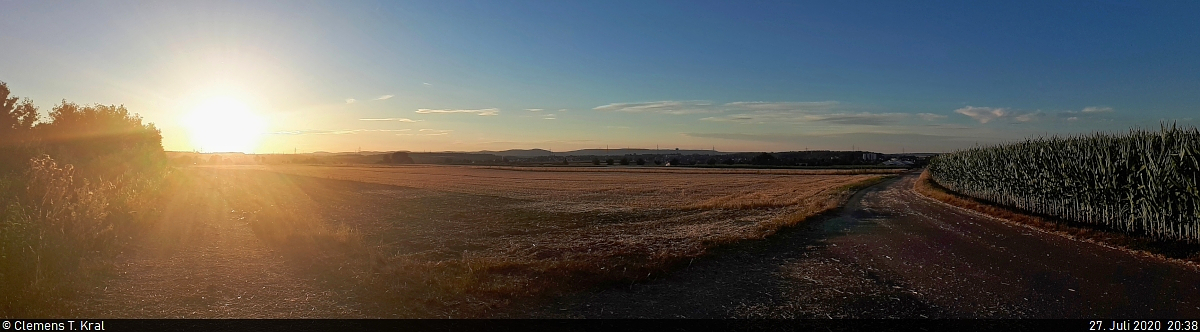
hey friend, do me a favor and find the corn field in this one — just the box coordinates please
[928,124,1200,243]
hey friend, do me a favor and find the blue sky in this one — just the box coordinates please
[2,1,1198,153]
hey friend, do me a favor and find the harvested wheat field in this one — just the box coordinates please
[81,165,891,318]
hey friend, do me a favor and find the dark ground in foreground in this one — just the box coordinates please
[73,170,1200,318]
[509,171,1200,318]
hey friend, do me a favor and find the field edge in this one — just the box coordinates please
[912,168,1200,269]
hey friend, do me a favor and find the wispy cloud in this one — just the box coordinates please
[354,129,412,133]
[397,129,453,136]
[956,106,1115,123]
[1055,106,1116,121]
[375,95,394,100]
[809,112,910,126]
[594,100,919,126]
[593,100,846,116]
[422,82,432,86]
[722,101,840,112]
[269,129,411,135]
[415,108,500,116]
[1015,111,1043,122]
[593,101,717,115]
[359,118,422,122]
[526,108,543,112]
[346,98,356,104]
[917,113,947,121]
[702,111,908,126]
[683,131,974,152]
[543,113,557,120]
[954,106,1023,124]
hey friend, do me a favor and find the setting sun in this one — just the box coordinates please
[183,97,266,153]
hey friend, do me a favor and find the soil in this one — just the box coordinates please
[71,169,1200,318]
[509,170,1200,318]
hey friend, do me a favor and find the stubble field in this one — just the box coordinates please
[93,165,895,317]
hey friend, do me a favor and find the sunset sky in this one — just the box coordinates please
[2,1,1198,153]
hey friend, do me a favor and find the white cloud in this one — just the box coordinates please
[415,108,500,116]
[594,100,847,116]
[917,113,947,121]
[954,106,1014,123]
[957,105,1112,123]
[593,101,717,115]
[422,82,432,86]
[809,112,909,125]
[722,101,840,112]
[375,95,394,100]
[354,129,411,133]
[526,108,543,112]
[1014,111,1043,122]
[399,129,452,136]
[268,129,410,135]
[346,98,356,104]
[702,111,908,126]
[359,118,422,122]
[682,131,971,152]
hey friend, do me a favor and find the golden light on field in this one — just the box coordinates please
[184,97,266,153]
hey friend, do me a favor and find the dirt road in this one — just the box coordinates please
[518,171,1200,318]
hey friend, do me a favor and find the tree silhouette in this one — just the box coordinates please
[36,101,165,178]
[592,157,600,165]
[619,157,629,165]
[2,82,164,178]
[751,152,776,165]
[636,158,645,165]
[387,151,414,164]
[0,82,40,173]
[606,158,614,165]
[0,82,39,136]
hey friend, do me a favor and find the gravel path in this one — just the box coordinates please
[517,170,1200,318]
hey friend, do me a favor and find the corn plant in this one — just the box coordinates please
[928,123,1200,242]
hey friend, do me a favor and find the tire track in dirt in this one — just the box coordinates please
[518,171,1200,318]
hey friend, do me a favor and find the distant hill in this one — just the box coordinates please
[562,148,729,156]
[475,148,728,157]
[479,149,553,157]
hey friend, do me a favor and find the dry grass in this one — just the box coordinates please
[194,164,887,317]
[0,156,164,317]
[913,169,1200,266]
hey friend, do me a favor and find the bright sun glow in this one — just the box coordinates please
[184,97,266,153]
